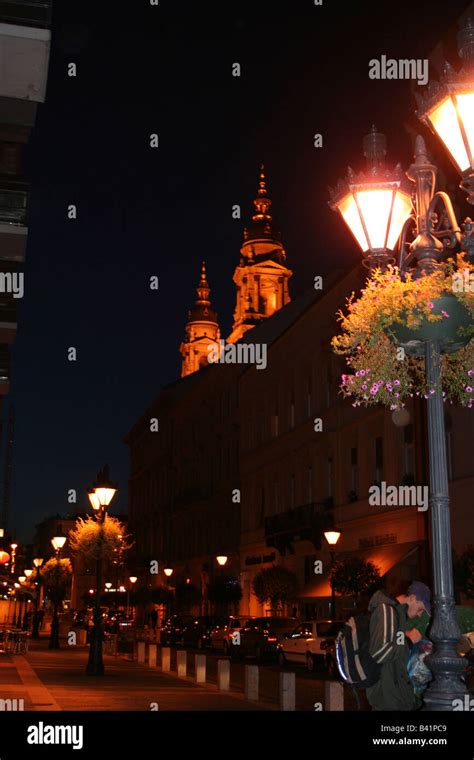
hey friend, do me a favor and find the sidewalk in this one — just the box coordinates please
[0,637,269,711]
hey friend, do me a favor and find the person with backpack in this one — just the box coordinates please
[365,581,431,711]
[335,580,431,711]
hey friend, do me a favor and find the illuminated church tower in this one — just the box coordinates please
[180,261,220,377]
[227,164,292,344]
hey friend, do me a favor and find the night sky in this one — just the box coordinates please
[8,0,471,541]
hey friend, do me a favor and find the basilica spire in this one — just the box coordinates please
[227,164,292,344]
[180,261,220,377]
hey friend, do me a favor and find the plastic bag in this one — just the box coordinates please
[407,639,433,695]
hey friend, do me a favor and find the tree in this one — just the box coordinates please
[330,557,382,605]
[207,575,242,613]
[69,514,131,566]
[454,546,474,599]
[252,566,299,613]
[42,557,72,649]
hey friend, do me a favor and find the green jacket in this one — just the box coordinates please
[365,590,417,711]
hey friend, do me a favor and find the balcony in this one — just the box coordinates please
[264,500,334,556]
[0,19,51,102]
[0,179,28,225]
[0,1,52,29]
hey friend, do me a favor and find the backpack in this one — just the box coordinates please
[335,611,382,688]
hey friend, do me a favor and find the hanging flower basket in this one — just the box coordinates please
[332,256,474,409]
[388,295,472,357]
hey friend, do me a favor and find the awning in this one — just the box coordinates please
[298,541,421,600]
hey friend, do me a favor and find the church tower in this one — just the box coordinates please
[227,164,292,344]
[180,261,220,377]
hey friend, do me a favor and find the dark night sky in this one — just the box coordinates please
[7,0,471,541]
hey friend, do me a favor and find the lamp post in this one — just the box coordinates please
[31,558,43,639]
[10,543,17,575]
[324,530,341,619]
[126,576,137,619]
[86,465,118,676]
[23,569,33,631]
[329,18,474,711]
[49,535,66,650]
[17,576,25,628]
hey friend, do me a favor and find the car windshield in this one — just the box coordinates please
[316,621,344,637]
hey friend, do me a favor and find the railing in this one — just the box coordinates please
[0,182,28,226]
[0,0,52,29]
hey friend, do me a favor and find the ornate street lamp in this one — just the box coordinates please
[31,557,43,639]
[127,575,137,619]
[86,465,118,676]
[163,568,173,577]
[216,555,228,567]
[329,19,474,711]
[49,535,66,650]
[324,530,341,620]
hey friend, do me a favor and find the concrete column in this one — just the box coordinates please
[161,646,171,672]
[325,680,344,711]
[280,672,295,711]
[137,641,146,663]
[148,643,157,668]
[177,650,187,677]
[195,654,206,683]
[245,664,259,701]
[217,659,230,691]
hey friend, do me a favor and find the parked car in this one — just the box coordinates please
[233,617,298,662]
[278,620,344,673]
[160,615,194,646]
[210,616,246,654]
[181,616,226,649]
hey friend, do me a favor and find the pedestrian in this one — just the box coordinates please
[366,580,431,711]
[150,608,158,631]
[37,609,45,631]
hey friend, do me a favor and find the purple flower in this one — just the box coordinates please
[393,379,401,386]
[441,310,449,318]
[468,370,474,377]
[362,383,367,390]
[428,302,434,309]
[394,392,399,398]
[359,369,366,377]
[386,382,393,392]
[466,386,473,394]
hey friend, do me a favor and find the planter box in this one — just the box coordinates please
[388,295,473,356]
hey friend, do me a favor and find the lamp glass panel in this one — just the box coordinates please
[53,536,66,549]
[428,96,470,172]
[95,486,116,506]
[456,92,474,169]
[355,188,394,250]
[88,492,101,510]
[324,530,341,546]
[338,192,368,251]
[386,191,413,250]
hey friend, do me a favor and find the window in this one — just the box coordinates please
[375,436,383,483]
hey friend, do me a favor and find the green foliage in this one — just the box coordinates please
[41,558,72,603]
[330,557,382,598]
[68,514,131,563]
[252,565,299,608]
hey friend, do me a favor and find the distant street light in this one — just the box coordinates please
[49,535,66,650]
[86,465,118,676]
[324,530,341,620]
[32,558,44,639]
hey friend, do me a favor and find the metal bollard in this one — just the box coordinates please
[280,672,295,711]
[324,680,344,711]
[137,640,146,663]
[177,650,187,677]
[161,646,171,672]
[217,659,230,691]
[195,654,206,683]
[245,664,259,701]
[148,643,157,667]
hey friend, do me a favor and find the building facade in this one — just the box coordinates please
[126,168,474,619]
